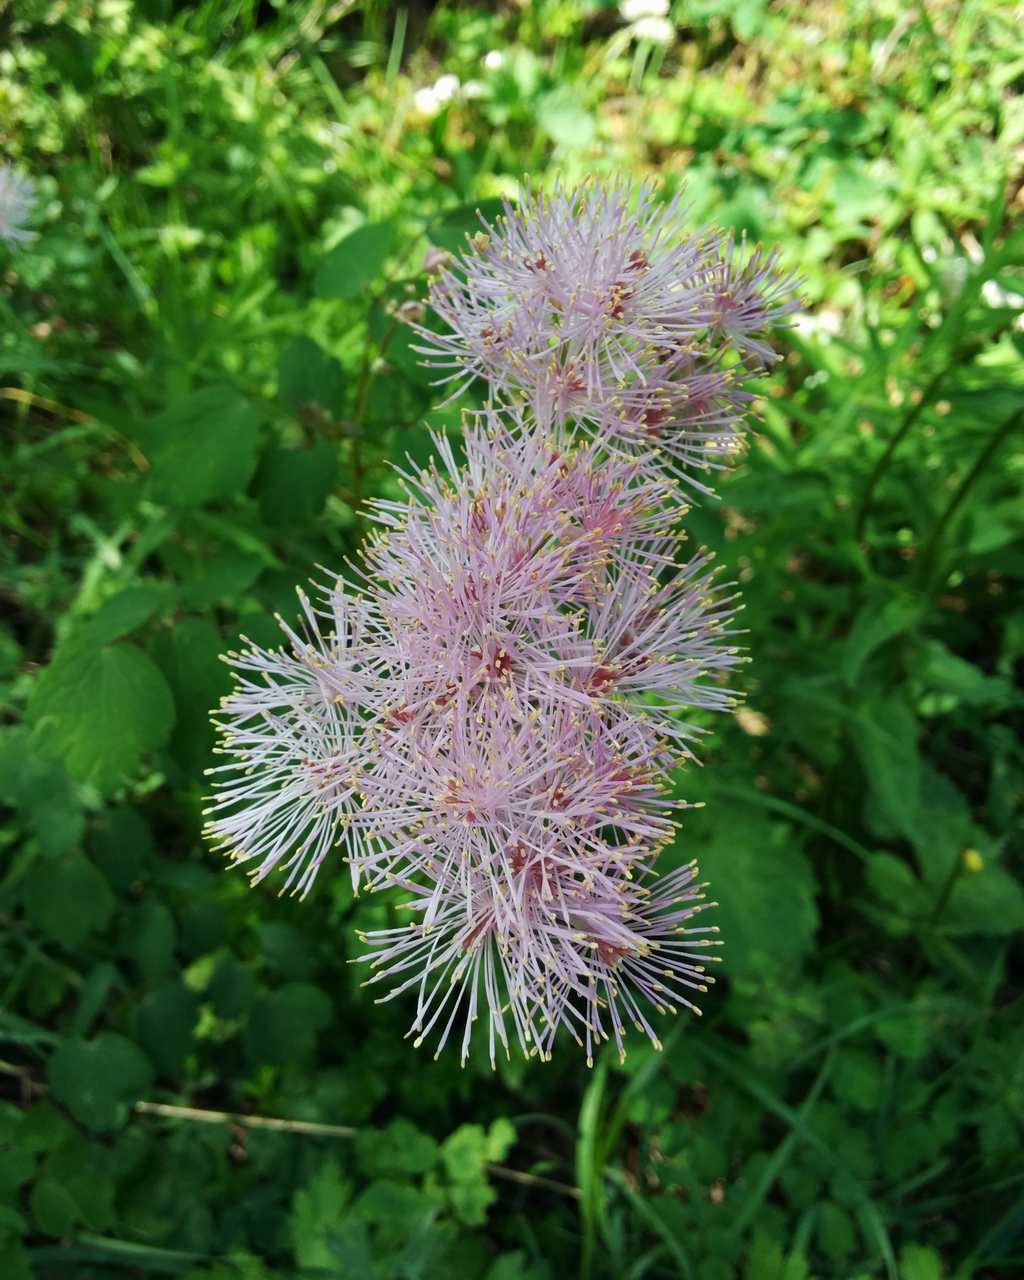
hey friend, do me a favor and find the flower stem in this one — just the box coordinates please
[854,368,947,544]
[914,406,1024,591]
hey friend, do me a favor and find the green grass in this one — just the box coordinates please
[2,2,1023,1278]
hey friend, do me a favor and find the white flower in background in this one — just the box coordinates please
[412,74,460,118]
[0,165,37,249]
[620,0,670,18]
[413,86,440,117]
[631,15,674,43]
[433,74,460,103]
[483,50,505,72]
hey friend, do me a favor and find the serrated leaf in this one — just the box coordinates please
[48,1034,153,1132]
[292,1159,352,1271]
[356,1118,438,1178]
[29,641,175,792]
[315,222,394,299]
[140,387,261,507]
[854,697,920,839]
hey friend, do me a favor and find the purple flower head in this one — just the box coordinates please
[413,181,799,488]
[208,180,797,1064]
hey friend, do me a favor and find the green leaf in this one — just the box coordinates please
[29,641,175,792]
[854,697,920,839]
[685,811,818,984]
[23,856,115,949]
[355,1118,438,1178]
[140,387,261,507]
[898,1244,942,1280]
[246,983,333,1066]
[842,596,918,687]
[122,901,177,982]
[150,617,230,775]
[536,89,596,148]
[915,639,1016,712]
[277,336,346,417]
[80,587,165,646]
[426,199,508,255]
[135,982,198,1077]
[0,729,83,858]
[48,1034,153,1132]
[30,1177,82,1237]
[315,222,394,299]
[91,807,154,889]
[291,1159,352,1272]
[178,548,263,609]
[255,439,338,526]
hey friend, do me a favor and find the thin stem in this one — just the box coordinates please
[854,367,947,544]
[0,1067,581,1201]
[915,407,1024,590]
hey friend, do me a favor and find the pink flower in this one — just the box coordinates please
[209,180,797,1063]
[414,181,798,489]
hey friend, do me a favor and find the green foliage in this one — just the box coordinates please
[2,1,1022,1278]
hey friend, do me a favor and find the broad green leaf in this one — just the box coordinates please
[80,586,165,646]
[315,222,394,300]
[48,1033,153,1132]
[178,548,263,609]
[135,982,198,1077]
[255,439,338,526]
[29,641,175,792]
[91,808,155,889]
[536,89,596,148]
[140,387,261,507]
[277,336,346,417]
[246,983,332,1066]
[683,810,818,984]
[30,1177,81,1237]
[23,855,115,948]
[121,901,177,982]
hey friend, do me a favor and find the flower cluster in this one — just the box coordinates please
[417,182,797,492]
[207,181,796,1065]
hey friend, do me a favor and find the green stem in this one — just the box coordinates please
[854,367,947,543]
[915,407,1024,590]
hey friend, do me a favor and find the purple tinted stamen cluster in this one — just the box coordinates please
[206,181,796,1065]
[417,181,798,492]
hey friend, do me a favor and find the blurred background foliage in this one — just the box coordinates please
[1,0,1023,1277]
